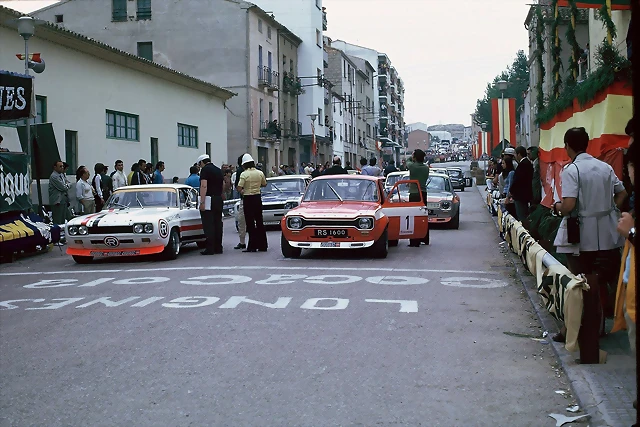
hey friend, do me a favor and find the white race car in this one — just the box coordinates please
[235,175,310,226]
[66,184,205,263]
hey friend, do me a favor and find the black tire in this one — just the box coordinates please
[72,255,93,264]
[196,240,207,249]
[372,229,388,259]
[163,228,180,260]
[423,227,430,245]
[388,239,399,247]
[281,234,302,258]
[460,186,465,192]
[450,213,460,230]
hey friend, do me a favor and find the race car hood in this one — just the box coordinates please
[68,208,172,226]
[427,191,454,202]
[291,201,379,218]
[262,192,302,204]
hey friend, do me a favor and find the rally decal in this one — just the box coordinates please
[80,213,102,226]
[158,219,169,238]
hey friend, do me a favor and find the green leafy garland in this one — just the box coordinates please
[537,42,630,124]
[535,6,546,111]
[551,0,562,99]
[564,0,580,87]
[598,3,617,42]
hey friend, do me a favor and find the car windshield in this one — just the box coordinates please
[303,178,379,202]
[385,174,408,188]
[263,179,305,194]
[427,176,448,191]
[448,169,463,177]
[105,189,178,208]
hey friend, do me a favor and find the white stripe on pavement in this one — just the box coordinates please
[0,265,500,276]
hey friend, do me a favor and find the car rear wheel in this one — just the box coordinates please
[450,213,460,230]
[281,234,301,258]
[372,229,388,259]
[388,239,399,247]
[163,228,180,260]
[72,255,94,264]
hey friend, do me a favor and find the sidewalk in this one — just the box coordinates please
[477,184,637,427]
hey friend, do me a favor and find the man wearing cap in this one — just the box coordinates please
[197,154,224,255]
[237,153,268,252]
[323,156,348,175]
[503,147,519,170]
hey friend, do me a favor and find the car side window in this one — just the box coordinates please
[179,189,188,205]
[445,180,451,192]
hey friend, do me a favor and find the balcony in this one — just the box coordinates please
[260,120,281,139]
[322,8,328,31]
[282,72,304,96]
[378,63,389,76]
[258,66,278,91]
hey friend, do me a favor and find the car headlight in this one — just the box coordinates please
[357,217,374,230]
[144,223,154,234]
[133,224,144,234]
[441,201,452,210]
[68,225,79,236]
[284,201,299,210]
[287,216,303,230]
[78,225,88,235]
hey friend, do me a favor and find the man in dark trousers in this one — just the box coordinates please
[131,159,149,185]
[323,156,348,175]
[508,146,534,221]
[197,154,224,255]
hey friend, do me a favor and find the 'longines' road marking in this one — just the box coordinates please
[0,265,499,277]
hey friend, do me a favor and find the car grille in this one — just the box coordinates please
[264,203,286,210]
[301,219,360,228]
[88,226,132,234]
[90,239,135,244]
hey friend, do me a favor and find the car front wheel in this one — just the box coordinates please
[163,228,180,260]
[281,234,302,258]
[372,229,388,259]
[72,255,94,264]
[450,213,460,230]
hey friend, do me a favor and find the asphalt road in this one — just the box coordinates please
[0,164,574,426]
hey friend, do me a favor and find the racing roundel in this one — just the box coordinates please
[158,219,169,238]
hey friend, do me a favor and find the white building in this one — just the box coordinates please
[0,6,233,197]
[251,0,328,155]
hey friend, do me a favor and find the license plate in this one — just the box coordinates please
[90,250,141,257]
[427,203,440,209]
[320,241,340,248]
[264,221,280,225]
[314,229,348,237]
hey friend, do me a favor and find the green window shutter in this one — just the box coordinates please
[137,42,153,61]
[112,0,127,21]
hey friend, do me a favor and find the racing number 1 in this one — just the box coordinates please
[400,214,414,235]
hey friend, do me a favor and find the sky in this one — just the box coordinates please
[323,0,530,127]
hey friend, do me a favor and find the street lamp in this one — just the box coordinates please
[494,80,508,151]
[481,122,488,174]
[18,17,35,158]
[307,113,318,165]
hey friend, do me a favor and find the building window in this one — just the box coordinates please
[137,0,151,20]
[290,59,294,74]
[282,54,287,68]
[55,14,63,23]
[112,0,127,22]
[268,102,273,122]
[178,123,198,148]
[106,110,139,141]
[137,42,153,61]
[267,26,272,39]
[258,19,263,33]
[259,99,264,125]
[316,29,321,47]
[35,96,47,124]
[283,100,288,122]
[366,124,371,137]
[65,130,77,174]
[318,108,323,126]
[317,68,322,86]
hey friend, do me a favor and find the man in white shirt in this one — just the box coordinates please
[112,159,128,191]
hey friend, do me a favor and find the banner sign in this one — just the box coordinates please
[0,70,34,122]
[0,152,32,214]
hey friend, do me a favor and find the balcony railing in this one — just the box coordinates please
[258,66,278,90]
[322,9,328,31]
[260,120,281,139]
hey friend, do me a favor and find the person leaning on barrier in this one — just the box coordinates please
[551,127,627,343]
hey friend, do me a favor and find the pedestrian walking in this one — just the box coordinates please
[508,146,534,221]
[197,154,224,255]
[76,166,96,214]
[153,161,165,184]
[237,153,268,252]
[185,165,200,189]
[407,149,430,247]
[323,156,348,175]
[49,160,73,232]
[112,160,128,191]
[552,127,628,343]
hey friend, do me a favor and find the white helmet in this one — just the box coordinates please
[196,154,210,163]
[241,153,255,165]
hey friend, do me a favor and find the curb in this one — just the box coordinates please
[475,185,606,426]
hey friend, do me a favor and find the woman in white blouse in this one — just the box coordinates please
[75,166,96,214]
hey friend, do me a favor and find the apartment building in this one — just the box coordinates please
[347,55,376,161]
[33,0,303,170]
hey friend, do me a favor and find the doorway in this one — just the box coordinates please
[150,137,158,166]
[257,147,268,171]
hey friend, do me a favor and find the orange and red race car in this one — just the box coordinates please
[280,175,429,259]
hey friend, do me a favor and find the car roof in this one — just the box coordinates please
[116,184,190,191]
[430,173,450,179]
[312,174,380,182]
[267,175,309,180]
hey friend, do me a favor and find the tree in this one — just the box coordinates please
[474,50,530,132]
